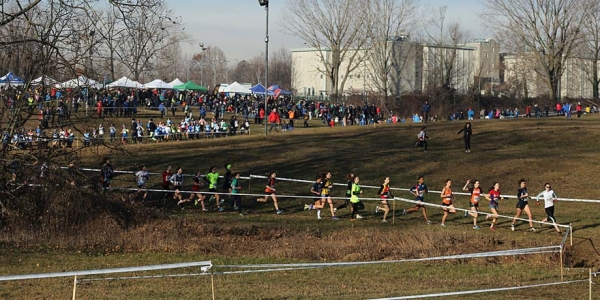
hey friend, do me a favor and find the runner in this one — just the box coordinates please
[170,167,184,202]
[221,163,233,208]
[304,174,324,219]
[335,172,354,213]
[350,175,364,220]
[440,179,456,227]
[405,175,430,224]
[462,179,481,229]
[511,179,535,232]
[204,166,223,211]
[375,177,391,223]
[100,157,114,188]
[178,170,207,211]
[321,172,338,220]
[230,173,243,216]
[255,172,283,214]
[161,166,172,200]
[415,126,429,152]
[535,183,561,233]
[130,165,149,202]
[485,182,503,230]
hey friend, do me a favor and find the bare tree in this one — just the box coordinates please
[270,47,292,90]
[482,0,595,101]
[578,2,600,99]
[283,0,370,101]
[189,46,227,89]
[366,0,418,110]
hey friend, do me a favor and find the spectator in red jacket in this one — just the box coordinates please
[268,110,279,133]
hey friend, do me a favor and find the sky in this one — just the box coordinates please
[170,0,487,63]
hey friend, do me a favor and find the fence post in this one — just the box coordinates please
[211,272,216,300]
[72,275,77,300]
[590,268,593,300]
[570,223,573,246]
[392,198,396,224]
[560,246,564,281]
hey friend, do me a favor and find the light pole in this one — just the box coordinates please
[199,43,207,86]
[259,0,269,137]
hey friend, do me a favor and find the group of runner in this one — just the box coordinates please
[126,164,561,231]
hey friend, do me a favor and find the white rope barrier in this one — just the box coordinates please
[248,174,600,203]
[63,168,600,203]
[0,261,212,282]
[219,246,561,269]
[369,279,589,300]
[74,247,559,283]
[77,266,325,283]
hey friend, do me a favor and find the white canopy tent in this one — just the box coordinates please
[144,79,172,89]
[223,81,251,94]
[168,78,184,87]
[31,76,59,86]
[107,76,144,88]
[59,76,103,89]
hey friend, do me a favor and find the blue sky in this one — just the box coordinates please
[170,0,487,62]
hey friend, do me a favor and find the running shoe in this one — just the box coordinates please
[355,214,363,219]
[333,208,337,213]
[304,204,309,211]
[426,220,431,225]
[218,207,225,212]
[219,199,225,205]
[485,214,490,221]
[239,213,244,217]
[473,225,480,230]
[511,224,515,231]
[208,196,215,203]
[528,227,536,232]
[440,223,446,227]
[490,226,496,230]
[402,209,406,217]
[382,219,388,223]
[194,199,199,206]
[317,216,322,220]
[331,216,339,220]
[276,209,284,215]
[464,210,468,218]
[201,209,208,212]
[375,206,380,214]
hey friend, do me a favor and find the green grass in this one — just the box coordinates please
[2,112,600,299]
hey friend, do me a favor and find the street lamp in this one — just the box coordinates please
[199,42,207,86]
[259,0,269,137]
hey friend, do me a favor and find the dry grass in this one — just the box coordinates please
[2,112,600,298]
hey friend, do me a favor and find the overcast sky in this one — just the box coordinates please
[170,0,487,63]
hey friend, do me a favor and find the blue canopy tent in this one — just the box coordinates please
[268,85,292,96]
[0,72,25,85]
[250,83,274,96]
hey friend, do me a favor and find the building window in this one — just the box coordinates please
[320,74,323,79]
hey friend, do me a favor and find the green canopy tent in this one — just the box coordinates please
[173,81,207,91]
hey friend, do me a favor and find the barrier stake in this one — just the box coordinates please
[570,223,573,246]
[589,268,592,300]
[392,198,396,224]
[211,273,215,300]
[560,247,564,281]
[72,276,77,300]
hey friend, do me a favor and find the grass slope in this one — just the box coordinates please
[2,112,600,299]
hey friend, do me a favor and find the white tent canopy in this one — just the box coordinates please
[144,79,172,89]
[31,76,58,86]
[168,78,184,87]
[59,76,103,89]
[223,81,251,94]
[107,76,144,88]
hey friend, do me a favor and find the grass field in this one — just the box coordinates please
[1,110,600,299]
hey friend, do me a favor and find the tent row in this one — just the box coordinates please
[0,72,292,95]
